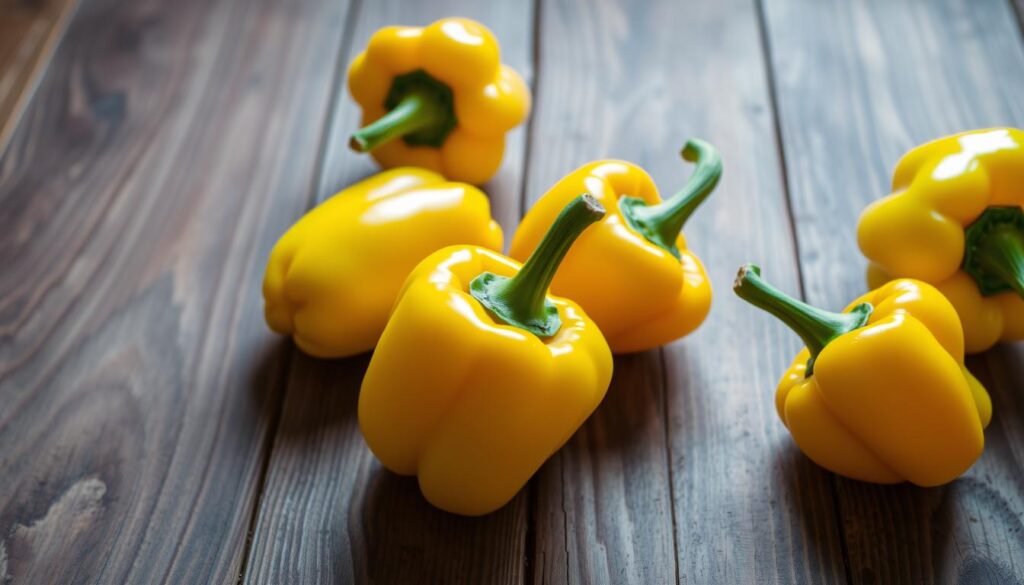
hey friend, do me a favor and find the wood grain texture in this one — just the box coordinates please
[0,0,348,580]
[522,1,673,579]
[762,0,1024,582]
[657,0,852,581]
[3,0,1023,582]
[241,1,536,583]
[525,0,846,582]
[0,0,78,151]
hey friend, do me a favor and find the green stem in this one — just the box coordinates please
[470,195,606,337]
[975,222,1024,297]
[619,138,722,258]
[963,206,1024,296]
[349,91,445,152]
[733,264,872,375]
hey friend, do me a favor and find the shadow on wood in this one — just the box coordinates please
[356,465,528,584]
[971,346,1024,407]
[253,351,369,441]
[761,346,1024,584]
[577,351,666,455]
[242,336,294,430]
[834,478,1023,585]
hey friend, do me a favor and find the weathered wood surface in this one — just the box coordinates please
[0,0,77,150]
[525,0,847,582]
[762,0,1024,582]
[0,0,349,581]
[241,1,535,583]
[1,0,1023,583]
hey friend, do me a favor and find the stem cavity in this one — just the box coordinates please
[963,206,1024,297]
[350,69,457,152]
[470,195,606,337]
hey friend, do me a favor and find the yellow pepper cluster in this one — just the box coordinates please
[730,128,1023,487]
[259,14,1017,515]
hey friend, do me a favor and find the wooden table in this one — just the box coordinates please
[2,0,1023,582]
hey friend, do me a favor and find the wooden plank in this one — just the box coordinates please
[525,0,847,582]
[0,0,349,581]
[762,0,1024,581]
[241,1,535,583]
[657,1,854,581]
[0,0,77,151]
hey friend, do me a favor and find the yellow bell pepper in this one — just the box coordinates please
[857,128,1024,353]
[359,196,613,516]
[733,265,991,486]
[346,17,531,185]
[509,139,720,353]
[263,167,502,358]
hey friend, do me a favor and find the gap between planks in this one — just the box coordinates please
[752,0,856,581]
[234,0,366,582]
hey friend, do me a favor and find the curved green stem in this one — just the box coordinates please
[975,222,1024,297]
[619,138,722,259]
[350,90,446,152]
[733,264,872,375]
[470,195,606,337]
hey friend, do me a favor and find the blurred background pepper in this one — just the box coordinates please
[347,17,531,184]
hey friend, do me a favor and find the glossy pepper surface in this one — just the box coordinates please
[509,140,720,353]
[360,196,613,516]
[347,17,531,185]
[858,128,1024,353]
[734,265,991,486]
[263,168,502,358]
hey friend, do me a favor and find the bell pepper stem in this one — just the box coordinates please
[733,264,872,375]
[975,222,1024,298]
[470,195,606,337]
[619,138,722,258]
[350,90,445,153]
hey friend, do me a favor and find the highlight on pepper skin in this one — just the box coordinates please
[262,167,503,359]
[358,195,613,516]
[509,139,720,353]
[857,127,1024,353]
[347,17,531,185]
[733,264,990,486]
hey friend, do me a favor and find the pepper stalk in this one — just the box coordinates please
[733,264,873,375]
[471,195,605,337]
[349,70,457,153]
[619,138,722,259]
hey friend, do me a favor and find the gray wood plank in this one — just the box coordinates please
[660,0,853,581]
[0,0,77,152]
[762,0,1024,581]
[241,1,535,583]
[525,0,847,582]
[0,0,349,581]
